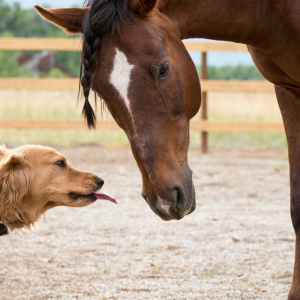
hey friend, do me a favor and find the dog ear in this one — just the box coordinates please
[34,5,88,34]
[128,0,158,16]
[0,154,34,205]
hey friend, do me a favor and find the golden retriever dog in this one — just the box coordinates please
[0,145,116,235]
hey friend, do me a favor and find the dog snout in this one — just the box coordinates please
[94,177,104,188]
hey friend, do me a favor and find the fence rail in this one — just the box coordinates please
[0,119,284,132]
[0,38,248,52]
[0,78,275,93]
[0,38,282,151]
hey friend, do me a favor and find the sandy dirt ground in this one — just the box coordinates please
[0,146,295,300]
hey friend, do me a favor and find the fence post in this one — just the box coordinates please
[201,52,208,153]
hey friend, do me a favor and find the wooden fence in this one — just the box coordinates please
[0,38,283,152]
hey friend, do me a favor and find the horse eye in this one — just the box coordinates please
[55,160,66,168]
[158,63,170,79]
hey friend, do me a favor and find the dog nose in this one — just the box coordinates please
[94,177,104,188]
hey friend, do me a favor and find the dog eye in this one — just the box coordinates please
[55,160,65,168]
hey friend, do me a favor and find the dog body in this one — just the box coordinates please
[0,145,115,232]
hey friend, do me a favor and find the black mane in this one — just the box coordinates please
[80,0,133,128]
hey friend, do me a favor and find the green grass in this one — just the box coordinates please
[0,90,287,149]
[204,270,215,278]
[103,265,111,274]
[0,129,129,148]
[190,91,287,149]
[190,131,287,149]
[150,267,162,274]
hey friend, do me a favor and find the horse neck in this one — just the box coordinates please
[159,0,269,47]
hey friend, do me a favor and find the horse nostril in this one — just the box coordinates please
[173,186,185,214]
[94,177,104,188]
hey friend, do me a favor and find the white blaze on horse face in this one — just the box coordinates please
[109,48,134,114]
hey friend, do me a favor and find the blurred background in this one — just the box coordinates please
[0,0,286,150]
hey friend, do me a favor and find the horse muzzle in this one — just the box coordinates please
[142,178,196,221]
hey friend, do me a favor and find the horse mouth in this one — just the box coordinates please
[142,180,196,221]
[187,182,196,215]
[154,199,196,221]
[187,201,196,215]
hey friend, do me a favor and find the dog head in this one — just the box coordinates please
[0,145,115,231]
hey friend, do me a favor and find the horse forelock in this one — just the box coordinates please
[80,0,134,128]
[84,0,133,35]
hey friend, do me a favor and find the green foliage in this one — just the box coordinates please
[0,0,81,77]
[0,51,19,76]
[103,265,111,274]
[42,68,69,78]
[18,66,35,77]
[56,51,81,77]
[0,0,65,37]
[0,50,37,77]
[0,30,14,37]
[207,64,265,80]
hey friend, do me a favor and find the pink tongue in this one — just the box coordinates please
[93,191,117,205]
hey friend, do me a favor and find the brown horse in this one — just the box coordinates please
[35,0,300,298]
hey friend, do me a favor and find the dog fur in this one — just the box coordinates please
[0,145,104,232]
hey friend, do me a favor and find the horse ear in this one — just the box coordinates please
[34,5,88,34]
[129,0,158,16]
[0,154,34,205]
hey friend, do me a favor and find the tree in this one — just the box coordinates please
[0,51,19,76]
[0,0,81,77]
[208,64,265,80]
[0,0,65,37]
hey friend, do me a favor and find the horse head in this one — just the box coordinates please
[35,0,201,221]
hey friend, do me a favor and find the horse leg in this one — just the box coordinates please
[275,85,300,300]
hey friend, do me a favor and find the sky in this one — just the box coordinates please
[16,0,254,67]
